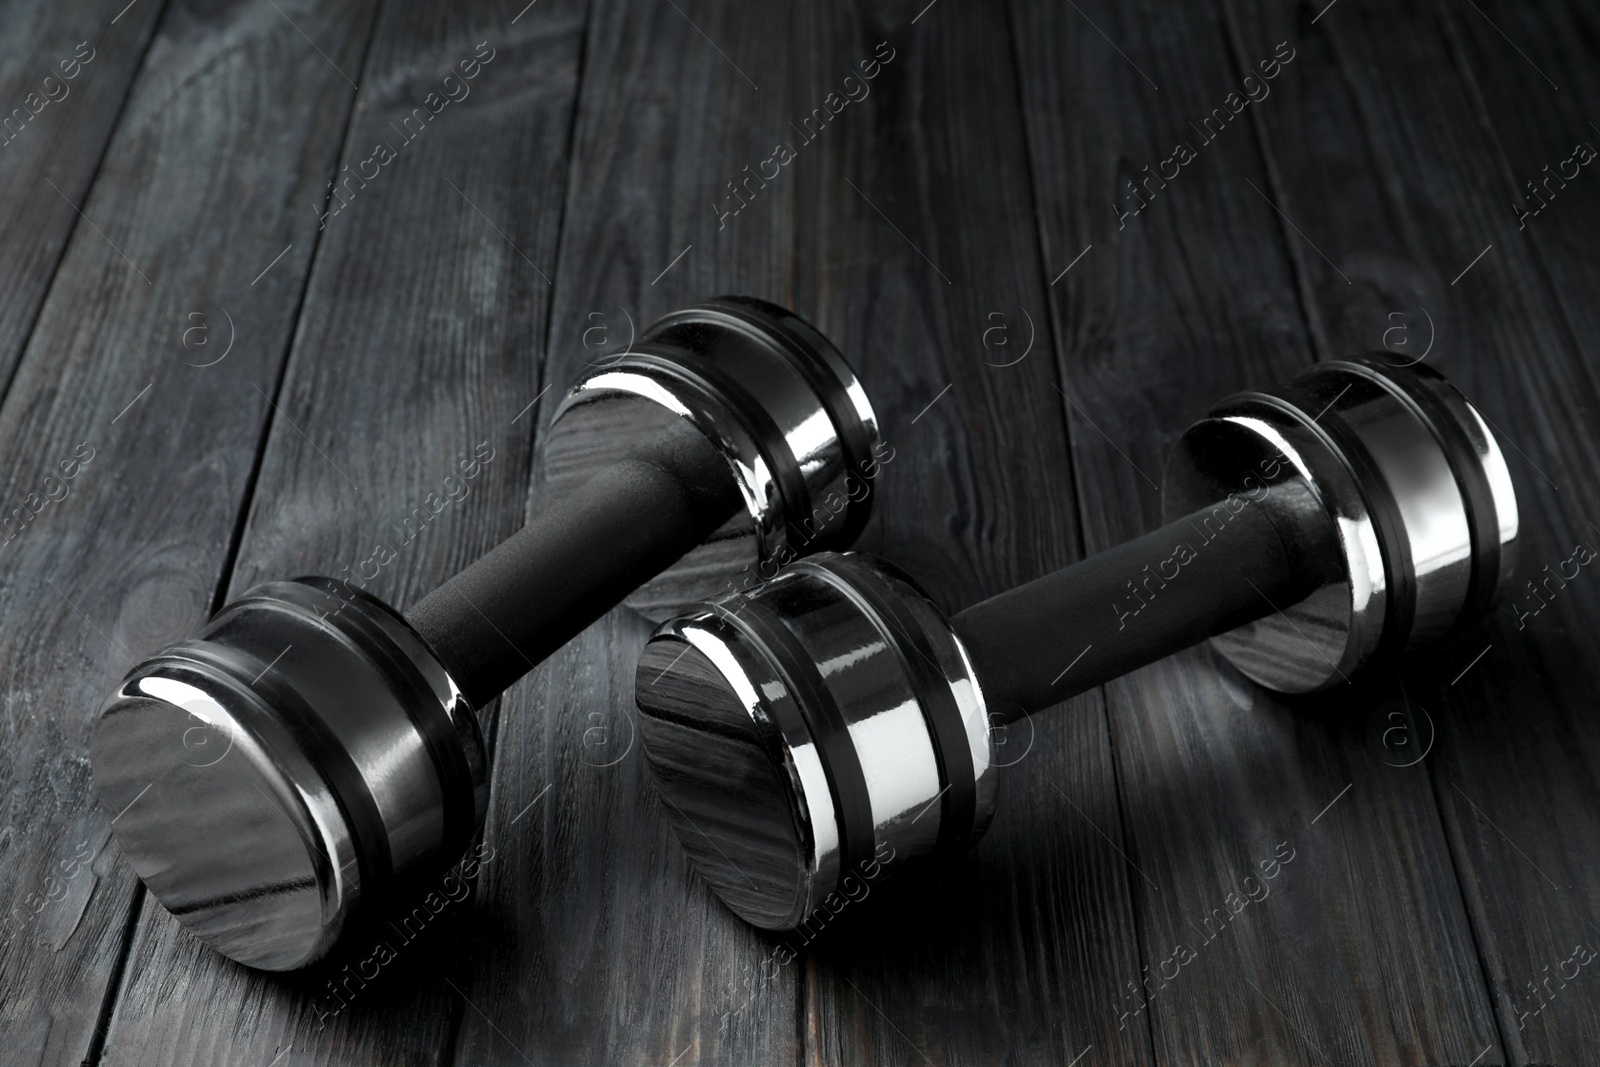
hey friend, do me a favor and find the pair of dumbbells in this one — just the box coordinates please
[91,297,1517,969]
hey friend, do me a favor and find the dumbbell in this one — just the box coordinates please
[634,356,1519,931]
[90,297,881,970]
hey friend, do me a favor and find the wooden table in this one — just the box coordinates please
[2,0,1596,1063]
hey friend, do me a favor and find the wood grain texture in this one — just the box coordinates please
[94,0,586,1065]
[446,1,806,1064]
[1010,0,1503,1062]
[0,0,372,1063]
[0,0,166,394]
[1438,8,1600,1017]
[789,3,1152,1066]
[0,0,1595,1063]
[1223,1,1600,1063]
[1222,0,1600,1060]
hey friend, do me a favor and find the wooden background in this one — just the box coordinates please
[0,0,1596,1063]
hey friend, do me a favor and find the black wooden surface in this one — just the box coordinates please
[0,1,1595,1064]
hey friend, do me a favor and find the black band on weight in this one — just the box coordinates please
[718,597,877,894]
[809,556,978,855]
[306,579,480,864]
[626,349,812,555]
[182,637,394,895]
[1346,358,1503,642]
[1263,382,1418,667]
[706,298,879,550]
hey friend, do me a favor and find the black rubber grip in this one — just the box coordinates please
[405,423,743,707]
[951,497,1318,717]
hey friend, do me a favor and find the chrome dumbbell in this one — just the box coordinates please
[634,356,1518,931]
[91,297,881,969]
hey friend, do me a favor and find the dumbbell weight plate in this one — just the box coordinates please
[91,579,483,971]
[1162,355,1518,692]
[541,296,879,619]
[635,553,994,931]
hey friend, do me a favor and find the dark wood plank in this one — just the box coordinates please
[445,2,807,1064]
[1010,0,1503,1062]
[1222,0,1600,1059]
[0,0,373,1061]
[94,1,587,1065]
[1441,0,1600,395]
[789,4,1152,1066]
[0,1,374,1063]
[5,2,1587,1065]
[0,0,166,395]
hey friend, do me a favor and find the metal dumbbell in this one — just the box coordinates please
[90,297,881,970]
[635,356,1519,931]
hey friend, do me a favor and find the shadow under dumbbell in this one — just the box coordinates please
[277,848,512,1028]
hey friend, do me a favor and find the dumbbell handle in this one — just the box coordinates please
[951,494,1320,719]
[406,422,741,707]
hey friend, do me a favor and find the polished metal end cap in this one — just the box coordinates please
[634,552,994,931]
[1163,355,1519,692]
[543,297,883,620]
[90,578,487,971]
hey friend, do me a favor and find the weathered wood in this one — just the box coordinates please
[1222,0,1600,1060]
[2,0,1594,1063]
[1009,0,1502,1062]
[0,1,373,1063]
[0,0,166,392]
[445,1,807,1064]
[787,4,1152,1066]
[92,1,587,1065]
